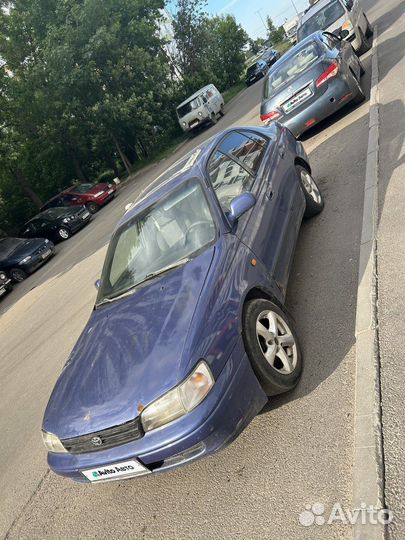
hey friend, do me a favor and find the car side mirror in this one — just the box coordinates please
[340,29,350,39]
[228,193,256,225]
[95,279,101,290]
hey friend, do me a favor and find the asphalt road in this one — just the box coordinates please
[0,1,397,537]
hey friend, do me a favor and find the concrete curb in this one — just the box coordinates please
[353,26,386,540]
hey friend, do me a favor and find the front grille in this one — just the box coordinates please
[61,417,144,454]
[35,244,50,255]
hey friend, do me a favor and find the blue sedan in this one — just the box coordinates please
[42,124,324,483]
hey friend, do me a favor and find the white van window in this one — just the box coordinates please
[177,97,201,118]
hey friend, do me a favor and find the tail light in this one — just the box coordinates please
[260,111,281,124]
[316,61,339,88]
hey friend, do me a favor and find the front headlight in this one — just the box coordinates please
[141,361,214,432]
[341,20,353,32]
[41,430,67,453]
[19,256,32,264]
[0,272,6,280]
[94,191,104,197]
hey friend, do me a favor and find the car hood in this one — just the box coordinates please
[85,183,110,195]
[43,246,215,439]
[6,238,46,261]
[324,15,347,34]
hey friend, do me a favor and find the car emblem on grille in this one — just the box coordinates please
[91,436,103,447]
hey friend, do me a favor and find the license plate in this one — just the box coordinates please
[283,87,312,113]
[0,288,5,296]
[189,120,199,128]
[82,211,90,219]
[82,459,150,483]
[107,189,114,195]
[41,249,52,259]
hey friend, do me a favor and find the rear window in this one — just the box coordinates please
[297,0,346,40]
[263,41,321,99]
[177,97,201,118]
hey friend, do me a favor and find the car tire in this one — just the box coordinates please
[357,28,372,55]
[219,104,225,117]
[58,227,71,241]
[9,268,28,283]
[364,15,373,38]
[352,77,366,104]
[86,202,99,214]
[242,299,303,396]
[210,112,217,125]
[296,165,324,218]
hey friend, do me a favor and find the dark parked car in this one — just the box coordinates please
[42,125,324,483]
[0,237,55,282]
[21,206,91,243]
[41,182,117,215]
[245,60,269,86]
[0,270,13,298]
[262,48,281,67]
[260,31,365,137]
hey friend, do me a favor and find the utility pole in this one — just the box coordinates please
[255,8,267,34]
[290,0,299,15]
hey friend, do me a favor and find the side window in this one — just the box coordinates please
[218,131,267,174]
[207,151,254,211]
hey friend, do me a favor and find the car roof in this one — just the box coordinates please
[117,126,270,230]
[299,0,340,24]
[177,85,216,109]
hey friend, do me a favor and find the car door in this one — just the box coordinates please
[206,129,295,295]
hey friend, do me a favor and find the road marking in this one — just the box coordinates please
[353,26,386,540]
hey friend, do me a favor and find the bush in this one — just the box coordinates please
[96,169,116,184]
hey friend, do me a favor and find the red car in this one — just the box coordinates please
[41,182,117,214]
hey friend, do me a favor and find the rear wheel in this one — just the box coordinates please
[364,15,373,38]
[243,299,303,396]
[86,202,99,214]
[10,268,28,283]
[296,165,324,218]
[357,28,372,55]
[352,76,366,104]
[58,227,71,241]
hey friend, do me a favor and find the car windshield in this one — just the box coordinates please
[97,178,216,305]
[40,208,70,219]
[263,41,321,98]
[0,238,22,257]
[297,0,346,40]
[71,183,95,194]
[247,64,259,75]
[177,97,201,118]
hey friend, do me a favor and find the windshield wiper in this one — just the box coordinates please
[96,257,191,308]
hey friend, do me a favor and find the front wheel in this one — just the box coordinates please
[58,227,71,241]
[296,165,324,218]
[243,299,303,396]
[86,202,99,214]
[10,268,28,283]
[219,104,225,117]
[210,112,217,125]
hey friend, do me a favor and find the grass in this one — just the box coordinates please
[222,81,246,103]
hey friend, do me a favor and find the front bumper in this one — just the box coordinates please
[47,337,268,482]
[277,76,358,138]
[0,279,12,297]
[96,189,116,206]
[69,213,92,233]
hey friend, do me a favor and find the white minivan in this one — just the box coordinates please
[176,84,225,134]
[297,0,373,55]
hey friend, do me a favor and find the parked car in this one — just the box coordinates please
[41,181,117,215]
[42,124,324,483]
[0,237,55,282]
[176,84,225,134]
[21,206,91,243]
[296,0,373,55]
[262,48,281,67]
[260,31,365,138]
[245,60,269,86]
[0,270,12,298]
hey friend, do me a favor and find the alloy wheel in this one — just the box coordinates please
[255,310,298,375]
[300,169,322,204]
[58,228,69,240]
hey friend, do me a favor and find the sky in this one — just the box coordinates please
[205,0,310,38]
